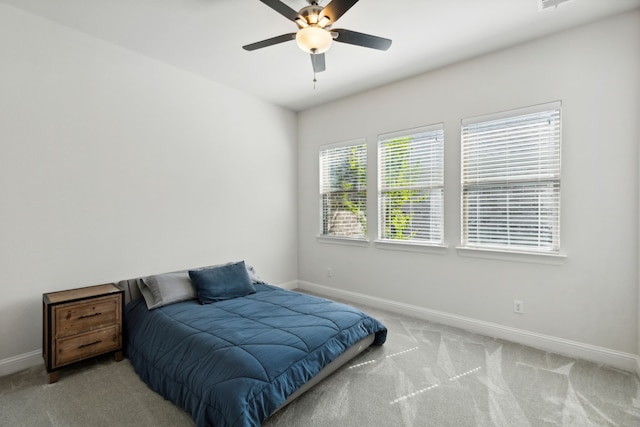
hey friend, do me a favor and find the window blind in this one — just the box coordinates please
[461,108,561,252]
[378,126,444,244]
[319,141,367,238]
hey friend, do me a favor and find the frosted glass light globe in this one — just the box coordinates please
[296,26,332,54]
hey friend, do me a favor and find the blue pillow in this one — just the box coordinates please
[189,261,256,304]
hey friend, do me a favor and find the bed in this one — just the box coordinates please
[118,261,387,427]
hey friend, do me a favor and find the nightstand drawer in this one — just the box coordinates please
[55,325,121,367]
[54,295,119,337]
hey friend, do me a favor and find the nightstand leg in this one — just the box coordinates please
[114,350,123,362]
[48,371,58,384]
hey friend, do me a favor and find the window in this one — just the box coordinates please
[319,140,367,238]
[378,125,444,244]
[461,104,561,253]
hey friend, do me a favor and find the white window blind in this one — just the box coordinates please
[461,106,561,253]
[319,141,367,238]
[378,125,444,244]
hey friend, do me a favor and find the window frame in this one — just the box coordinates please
[318,138,368,242]
[460,102,562,256]
[376,124,445,247]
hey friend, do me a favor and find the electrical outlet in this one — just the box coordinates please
[513,300,524,314]
[326,267,332,277]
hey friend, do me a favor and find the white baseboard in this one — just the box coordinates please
[0,350,42,378]
[4,283,638,379]
[297,280,640,374]
[275,280,298,291]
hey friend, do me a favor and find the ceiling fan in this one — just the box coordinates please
[242,0,392,76]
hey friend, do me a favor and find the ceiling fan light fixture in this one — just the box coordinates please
[318,16,331,28]
[296,26,332,54]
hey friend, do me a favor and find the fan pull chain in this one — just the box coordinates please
[312,49,317,90]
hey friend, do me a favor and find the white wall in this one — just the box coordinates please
[298,11,640,360]
[0,4,298,364]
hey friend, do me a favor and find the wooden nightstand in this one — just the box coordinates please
[43,283,124,383]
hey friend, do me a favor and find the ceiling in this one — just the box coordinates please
[2,0,639,111]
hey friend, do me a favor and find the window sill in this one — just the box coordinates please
[316,236,370,247]
[456,246,566,265]
[375,240,448,254]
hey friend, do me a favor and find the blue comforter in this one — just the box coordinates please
[125,284,386,427]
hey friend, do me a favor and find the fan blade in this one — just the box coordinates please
[243,33,296,51]
[310,53,326,73]
[320,0,359,25]
[260,0,302,22]
[333,29,392,51]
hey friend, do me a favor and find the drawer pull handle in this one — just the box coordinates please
[78,312,102,319]
[78,340,102,349]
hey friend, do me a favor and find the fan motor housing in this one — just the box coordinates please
[299,4,328,27]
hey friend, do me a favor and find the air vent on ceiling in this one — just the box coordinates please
[539,0,573,10]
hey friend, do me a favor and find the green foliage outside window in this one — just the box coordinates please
[381,137,426,240]
[338,146,367,233]
[324,144,367,236]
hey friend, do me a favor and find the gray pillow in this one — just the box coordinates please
[138,271,196,310]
